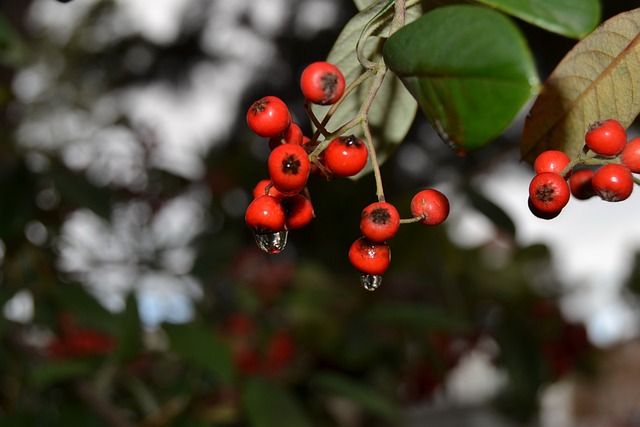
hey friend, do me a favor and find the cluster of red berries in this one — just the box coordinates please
[529,118,639,219]
[244,61,450,289]
[47,313,115,359]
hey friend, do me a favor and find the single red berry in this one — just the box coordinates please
[247,96,292,138]
[300,61,346,105]
[323,135,368,177]
[569,168,595,200]
[268,143,310,195]
[245,195,286,234]
[592,163,633,202]
[534,150,572,178]
[410,189,450,226]
[281,194,314,230]
[252,179,285,200]
[528,172,570,214]
[621,137,640,173]
[268,122,304,150]
[360,201,400,242]
[584,118,627,157]
[348,237,391,276]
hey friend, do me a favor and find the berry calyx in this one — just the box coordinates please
[360,201,400,243]
[245,195,286,234]
[323,135,368,177]
[348,237,391,276]
[247,96,292,138]
[584,118,627,157]
[410,189,450,226]
[568,168,595,200]
[592,163,633,202]
[268,143,310,195]
[528,172,570,215]
[534,150,572,178]
[281,194,314,230]
[300,61,346,105]
[621,137,640,173]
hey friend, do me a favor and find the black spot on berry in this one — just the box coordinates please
[281,154,301,175]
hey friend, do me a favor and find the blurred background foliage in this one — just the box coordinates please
[0,0,639,426]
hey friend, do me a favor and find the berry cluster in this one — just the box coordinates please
[529,118,639,219]
[245,61,451,290]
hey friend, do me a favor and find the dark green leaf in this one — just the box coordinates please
[466,185,516,238]
[51,162,112,219]
[163,322,234,382]
[364,302,469,332]
[113,293,141,362]
[52,284,115,333]
[31,359,95,389]
[384,5,538,152]
[310,372,401,421]
[476,0,600,38]
[242,377,312,427]
[0,13,29,68]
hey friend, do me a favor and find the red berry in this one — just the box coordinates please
[584,119,627,157]
[534,150,572,178]
[268,143,310,195]
[569,168,595,200]
[281,194,314,230]
[527,197,561,220]
[528,172,570,215]
[300,61,345,105]
[621,137,640,173]
[252,179,285,200]
[245,195,286,234]
[348,237,391,276]
[247,96,291,138]
[323,135,368,177]
[410,189,450,226]
[360,201,400,242]
[592,163,633,202]
[268,122,304,150]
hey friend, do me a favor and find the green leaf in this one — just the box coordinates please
[311,1,418,177]
[309,372,401,421]
[51,162,112,219]
[466,185,516,238]
[475,0,600,39]
[521,9,640,163]
[383,5,539,152]
[163,322,234,382]
[0,13,29,68]
[242,377,312,427]
[31,359,95,389]
[113,293,141,362]
[52,284,115,333]
[364,302,469,332]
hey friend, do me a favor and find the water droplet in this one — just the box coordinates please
[360,273,382,291]
[254,230,288,254]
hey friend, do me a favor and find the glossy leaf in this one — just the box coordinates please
[311,0,417,178]
[476,0,600,39]
[163,322,234,382]
[384,5,539,152]
[521,9,640,163]
[310,372,401,421]
[242,378,312,427]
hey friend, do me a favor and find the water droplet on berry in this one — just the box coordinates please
[253,230,288,254]
[360,273,382,291]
